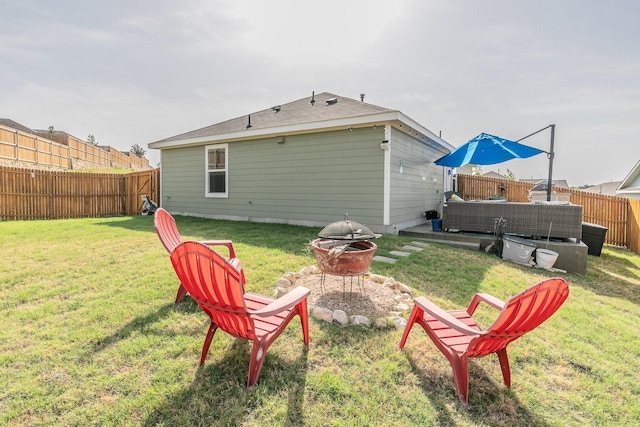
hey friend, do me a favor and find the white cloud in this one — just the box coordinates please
[1,0,639,184]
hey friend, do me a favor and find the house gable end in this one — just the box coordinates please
[617,160,640,194]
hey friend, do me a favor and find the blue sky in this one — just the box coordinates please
[1,0,638,186]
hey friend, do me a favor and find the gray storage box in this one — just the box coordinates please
[502,236,536,265]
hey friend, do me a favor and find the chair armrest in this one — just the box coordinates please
[200,240,237,258]
[466,293,505,315]
[248,286,311,318]
[414,296,481,336]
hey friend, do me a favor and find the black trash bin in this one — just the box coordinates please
[581,222,608,256]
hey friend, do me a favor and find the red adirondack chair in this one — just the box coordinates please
[154,207,244,303]
[170,241,311,387]
[399,277,569,405]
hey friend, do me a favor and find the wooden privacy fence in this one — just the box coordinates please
[0,166,159,220]
[0,124,150,170]
[628,199,640,254]
[2,166,639,253]
[457,174,636,249]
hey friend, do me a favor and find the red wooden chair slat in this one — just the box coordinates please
[399,277,569,405]
[154,208,245,303]
[170,241,310,387]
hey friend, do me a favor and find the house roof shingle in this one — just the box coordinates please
[584,181,623,196]
[0,118,35,134]
[149,92,455,153]
[153,92,394,144]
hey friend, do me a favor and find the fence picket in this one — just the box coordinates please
[628,200,640,253]
[0,166,159,220]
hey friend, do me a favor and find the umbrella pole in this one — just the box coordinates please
[546,124,556,202]
[517,124,556,202]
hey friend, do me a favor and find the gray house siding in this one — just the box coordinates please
[161,127,387,228]
[389,130,444,226]
[151,93,457,234]
[622,173,640,199]
[160,145,206,211]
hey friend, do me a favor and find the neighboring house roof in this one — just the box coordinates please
[584,181,623,197]
[0,120,82,143]
[455,165,474,175]
[149,92,454,151]
[483,171,506,179]
[34,129,75,138]
[519,178,570,188]
[617,160,640,196]
[0,118,35,133]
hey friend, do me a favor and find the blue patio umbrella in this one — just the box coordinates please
[434,133,545,167]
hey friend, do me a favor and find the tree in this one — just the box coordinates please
[87,134,98,146]
[472,166,483,176]
[48,125,56,135]
[505,169,517,181]
[130,144,146,158]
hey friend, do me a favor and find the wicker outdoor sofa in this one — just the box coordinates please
[442,200,583,240]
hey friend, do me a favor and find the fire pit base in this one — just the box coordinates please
[311,239,377,276]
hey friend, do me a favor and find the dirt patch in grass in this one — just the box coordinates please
[294,272,403,319]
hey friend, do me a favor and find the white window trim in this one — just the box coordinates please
[205,143,228,198]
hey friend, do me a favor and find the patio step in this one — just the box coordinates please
[400,225,488,251]
[400,224,587,274]
[401,227,486,243]
[417,238,480,251]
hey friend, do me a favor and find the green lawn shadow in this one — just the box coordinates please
[142,340,309,426]
[403,348,551,426]
[570,247,640,305]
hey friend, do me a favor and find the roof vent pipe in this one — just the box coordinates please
[246,114,252,129]
[310,91,315,106]
[360,93,365,102]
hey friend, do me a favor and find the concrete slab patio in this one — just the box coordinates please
[400,221,588,275]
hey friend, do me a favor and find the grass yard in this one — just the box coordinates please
[1,215,639,426]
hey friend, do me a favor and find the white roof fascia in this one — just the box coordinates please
[617,187,640,194]
[394,112,456,151]
[148,111,454,151]
[617,160,640,191]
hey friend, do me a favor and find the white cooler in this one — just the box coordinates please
[502,236,536,265]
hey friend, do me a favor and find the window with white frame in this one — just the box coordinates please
[205,144,228,197]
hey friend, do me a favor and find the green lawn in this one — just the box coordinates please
[1,216,639,426]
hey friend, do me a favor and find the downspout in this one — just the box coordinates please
[382,126,391,225]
